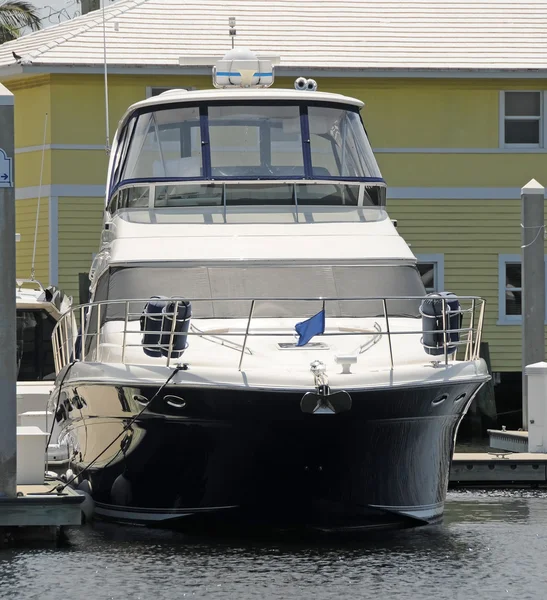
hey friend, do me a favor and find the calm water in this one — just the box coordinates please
[2,491,547,600]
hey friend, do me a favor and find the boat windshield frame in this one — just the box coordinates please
[106,179,387,214]
[109,99,385,201]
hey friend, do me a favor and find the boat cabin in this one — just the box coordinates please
[86,49,421,324]
[15,281,70,381]
[105,52,386,219]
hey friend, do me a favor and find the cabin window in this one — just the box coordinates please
[16,309,56,381]
[501,91,542,147]
[296,183,359,206]
[122,106,202,180]
[498,254,547,324]
[225,184,294,206]
[415,254,445,293]
[155,184,223,207]
[108,186,150,213]
[308,107,382,178]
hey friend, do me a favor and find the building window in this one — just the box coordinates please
[416,254,444,293]
[498,254,547,324]
[146,86,195,98]
[501,91,542,147]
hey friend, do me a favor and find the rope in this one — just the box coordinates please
[102,0,111,154]
[31,113,48,280]
[521,222,546,249]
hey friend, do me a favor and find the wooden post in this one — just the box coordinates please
[521,179,546,430]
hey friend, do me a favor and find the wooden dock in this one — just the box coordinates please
[450,451,547,485]
[0,482,84,544]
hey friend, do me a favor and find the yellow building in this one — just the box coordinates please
[0,0,546,391]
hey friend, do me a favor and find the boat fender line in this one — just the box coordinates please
[51,365,184,496]
[420,292,462,357]
[300,360,352,415]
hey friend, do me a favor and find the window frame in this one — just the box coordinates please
[500,91,544,149]
[498,253,547,324]
[415,253,445,293]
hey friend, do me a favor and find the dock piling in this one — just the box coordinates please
[521,179,546,430]
[0,83,17,499]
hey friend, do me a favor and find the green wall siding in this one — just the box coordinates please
[389,198,541,371]
[58,197,105,301]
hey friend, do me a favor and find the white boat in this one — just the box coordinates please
[50,48,490,532]
[16,279,72,463]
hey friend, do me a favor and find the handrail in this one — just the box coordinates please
[16,278,46,293]
[52,294,487,374]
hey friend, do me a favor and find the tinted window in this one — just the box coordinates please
[16,310,56,381]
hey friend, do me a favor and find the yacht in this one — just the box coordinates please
[50,49,489,532]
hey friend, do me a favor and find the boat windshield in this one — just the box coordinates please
[112,101,383,191]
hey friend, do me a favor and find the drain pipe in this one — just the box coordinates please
[0,83,16,498]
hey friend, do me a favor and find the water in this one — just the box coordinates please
[2,491,547,600]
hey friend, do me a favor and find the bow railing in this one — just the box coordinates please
[52,295,486,374]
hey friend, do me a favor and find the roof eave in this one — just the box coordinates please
[4,63,547,80]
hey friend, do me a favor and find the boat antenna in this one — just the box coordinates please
[229,16,236,49]
[102,0,110,154]
[31,112,48,281]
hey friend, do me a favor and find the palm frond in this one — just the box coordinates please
[0,0,41,43]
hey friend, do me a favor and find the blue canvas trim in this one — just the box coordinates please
[216,72,273,77]
[200,105,211,179]
[300,106,313,178]
[313,176,386,183]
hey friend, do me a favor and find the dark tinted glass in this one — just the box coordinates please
[505,120,540,144]
[16,310,56,381]
[155,184,222,207]
[505,92,540,117]
[418,263,435,291]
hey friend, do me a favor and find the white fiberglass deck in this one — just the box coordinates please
[97,317,439,371]
[53,294,487,390]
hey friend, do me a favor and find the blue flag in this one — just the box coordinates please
[295,310,325,346]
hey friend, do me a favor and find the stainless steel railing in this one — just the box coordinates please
[52,295,486,374]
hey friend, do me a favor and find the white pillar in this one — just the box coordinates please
[525,361,547,453]
[521,179,546,430]
[0,83,16,497]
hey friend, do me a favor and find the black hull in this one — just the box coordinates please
[58,379,483,532]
